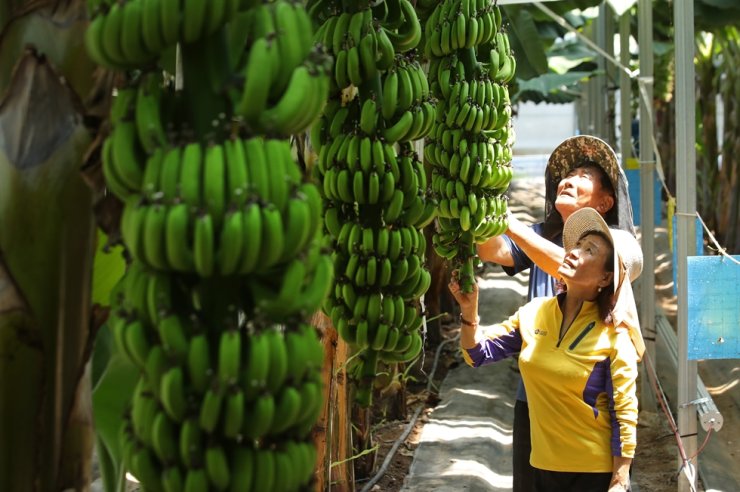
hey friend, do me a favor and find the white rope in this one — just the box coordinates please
[672,212,740,265]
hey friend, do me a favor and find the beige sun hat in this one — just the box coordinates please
[563,207,645,359]
[546,135,625,192]
[563,207,643,292]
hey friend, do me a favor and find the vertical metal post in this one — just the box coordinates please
[604,7,616,147]
[593,4,608,138]
[637,0,656,414]
[675,0,698,489]
[618,13,631,163]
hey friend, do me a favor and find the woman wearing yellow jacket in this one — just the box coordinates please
[449,207,644,492]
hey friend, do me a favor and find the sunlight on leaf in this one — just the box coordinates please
[91,229,126,307]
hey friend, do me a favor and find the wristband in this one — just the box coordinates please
[460,314,478,327]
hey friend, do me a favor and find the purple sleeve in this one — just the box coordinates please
[465,330,523,367]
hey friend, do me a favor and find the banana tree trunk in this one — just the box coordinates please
[0,1,100,490]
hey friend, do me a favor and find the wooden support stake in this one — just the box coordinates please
[311,311,354,491]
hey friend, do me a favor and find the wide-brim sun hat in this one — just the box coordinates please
[546,135,623,192]
[542,135,636,237]
[563,207,643,292]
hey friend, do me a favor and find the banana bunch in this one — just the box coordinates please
[93,0,337,488]
[436,77,511,133]
[311,61,437,147]
[377,56,438,143]
[109,261,326,490]
[316,136,432,400]
[423,0,501,57]
[315,129,435,229]
[102,73,180,200]
[85,0,250,69]
[485,32,517,84]
[248,241,335,322]
[314,0,422,93]
[118,137,323,277]
[232,2,332,136]
[309,0,434,408]
[423,0,515,292]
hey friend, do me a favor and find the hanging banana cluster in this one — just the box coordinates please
[87,0,334,490]
[422,0,516,292]
[307,0,437,407]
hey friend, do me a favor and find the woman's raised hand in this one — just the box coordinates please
[448,270,479,314]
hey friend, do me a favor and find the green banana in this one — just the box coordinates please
[193,212,215,277]
[160,366,187,422]
[187,333,212,394]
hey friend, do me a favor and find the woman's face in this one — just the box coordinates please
[554,165,615,221]
[557,232,614,292]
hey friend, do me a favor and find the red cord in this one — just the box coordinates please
[643,351,690,463]
[689,427,713,460]
[641,350,718,491]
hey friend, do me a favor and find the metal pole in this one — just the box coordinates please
[594,4,607,138]
[637,0,656,416]
[675,0,698,489]
[621,9,654,412]
[604,7,616,147]
[618,13,631,164]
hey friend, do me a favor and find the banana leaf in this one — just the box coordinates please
[90,230,130,492]
[92,345,138,492]
[0,1,102,489]
[514,71,594,104]
[0,48,96,490]
[504,7,550,81]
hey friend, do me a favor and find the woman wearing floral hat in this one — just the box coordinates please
[477,135,641,492]
[452,207,644,491]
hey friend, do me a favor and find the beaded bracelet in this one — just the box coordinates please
[459,315,478,327]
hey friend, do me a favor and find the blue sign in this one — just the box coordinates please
[673,216,704,295]
[624,169,662,226]
[687,255,740,360]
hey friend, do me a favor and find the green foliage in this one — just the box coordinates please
[92,331,139,492]
[696,0,740,29]
[514,71,594,104]
[505,8,550,80]
[92,230,127,307]
[547,39,597,74]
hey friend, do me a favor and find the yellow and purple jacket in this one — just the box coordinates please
[463,295,639,473]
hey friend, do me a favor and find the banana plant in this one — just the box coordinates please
[0,1,114,490]
[500,0,602,102]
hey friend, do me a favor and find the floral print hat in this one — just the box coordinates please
[543,135,636,236]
